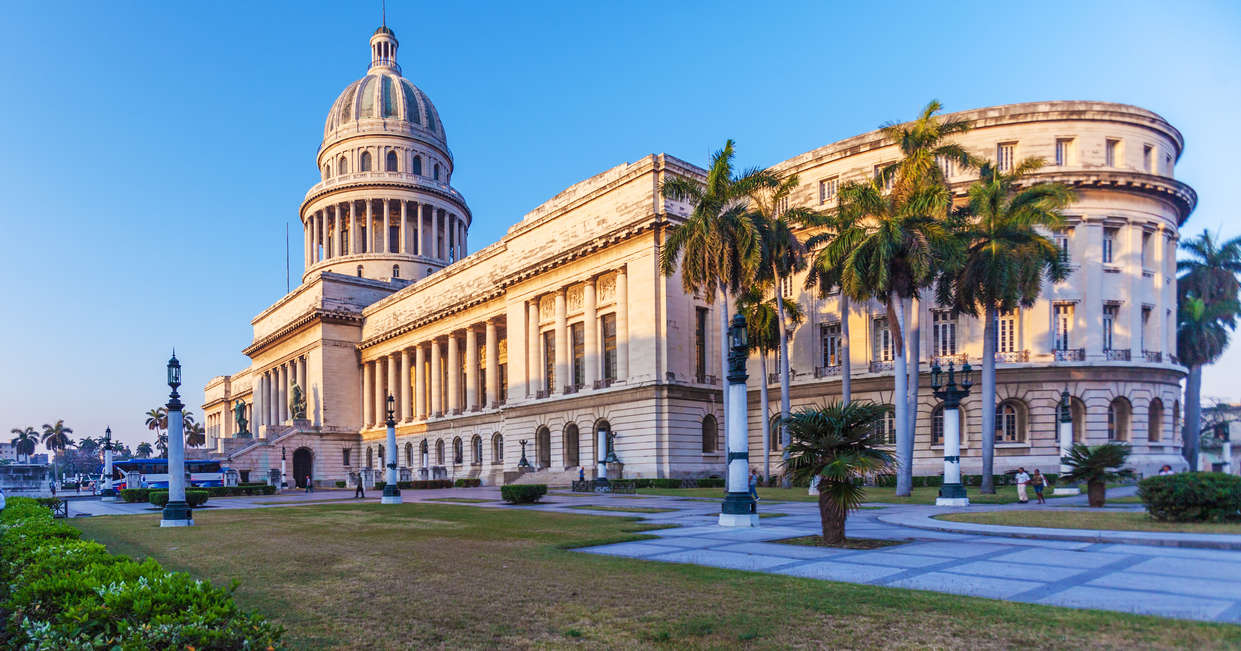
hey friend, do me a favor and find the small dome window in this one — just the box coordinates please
[357,265,364,277]
[322,164,330,180]
[433,163,441,181]
[339,156,348,174]
[360,151,372,172]
[412,156,422,175]
[392,265,400,278]
[385,151,398,172]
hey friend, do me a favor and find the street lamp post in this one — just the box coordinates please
[100,426,116,502]
[280,447,288,490]
[1053,388,1080,496]
[160,352,193,527]
[719,313,758,527]
[382,394,402,504]
[931,360,972,506]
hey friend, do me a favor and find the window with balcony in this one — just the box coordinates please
[1054,229,1071,263]
[1141,231,1151,269]
[996,309,1017,354]
[779,275,794,299]
[601,314,617,382]
[1054,303,1074,351]
[873,317,892,362]
[571,322,584,391]
[1141,306,1152,352]
[819,176,839,204]
[1102,304,1119,351]
[1055,138,1074,166]
[932,310,956,357]
[694,307,708,382]
[386,150,398,172]
[542,331,555,394]
[1105,139,1120,167]
[997,142,1016,172]
[360,151,372,172]
[1102,227,1117,264]
[821,323,841,368]
[412,155,422,175]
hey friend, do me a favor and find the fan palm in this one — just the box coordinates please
[1178,229,1241,304]
[1177,293,1240,469]
[736,283,803,481]
[1060,443,1134,507]
[9,427,38,463]
[942,158,1073,492]
[661,139,774,443]
[784,402,896,544]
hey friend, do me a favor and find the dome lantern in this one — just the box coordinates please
[370,26,399,74]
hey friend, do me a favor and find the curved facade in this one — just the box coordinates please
[201,26,1192,485]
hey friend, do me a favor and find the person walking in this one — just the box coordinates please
[1158,464,1175,476]
[49,480,56,497]
[353,474,365,499]
[305,474,313,494]
[1032,469,1047,505]
[1014,467,1031,504]
[748,469,761,502]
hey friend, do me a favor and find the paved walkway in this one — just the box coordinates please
[63,487,1241,624]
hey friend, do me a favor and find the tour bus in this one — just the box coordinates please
[111,459,226,490]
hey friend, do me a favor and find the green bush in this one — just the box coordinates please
[695,478,725,488]
[120,488,149,503]
[147,490,210,508]
[34,497,62,509]
[335,480,347,488]
[454,478,482,488]
[1139,472,1241,522]
[0,497,281,648]
[500,484,547,504]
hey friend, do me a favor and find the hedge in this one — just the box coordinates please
[500,484,547,504]
[454,478,482,488]
[1139,472,1241,522]
[122,485,275,502]
[335,480,347,488]
[147,490,210,508]
[0,497,282,648]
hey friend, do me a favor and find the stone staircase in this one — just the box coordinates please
[503,467,584,487]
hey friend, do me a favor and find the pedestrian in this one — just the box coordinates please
[1032,469,1047,504]
[354,474,365,499]
[1014,467,1031,504]
[49,480,56,497]
[578,467,585,482]
[1158,464,1174,476]
[305,474,313,494]
[0,487,6,512]
[749,469,761,502]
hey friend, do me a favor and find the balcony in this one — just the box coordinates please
[995,350,1030,363]
[1142,350,1163,363]
[1054,348,1086,362]
[814,365,842,378]
[869,361,894,373]
[1104,349,1131,361]
[931,354,968,367]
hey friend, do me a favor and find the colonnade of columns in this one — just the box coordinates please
[524,266,629,398]
[251,354,309,433]
[304,198,468,267]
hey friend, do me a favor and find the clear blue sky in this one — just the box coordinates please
[1,1,1238,450]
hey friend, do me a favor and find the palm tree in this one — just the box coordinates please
[943,159,1073,493]
[805,212,856,404]
[1176,230,1241,469]
[1060,443,1134,507]
[661,139,773,444]
[135,442,154,458]
[9,427,38,463]
[185,421,206,448]
[784,402,896,544]
[736,284,803,481]
[41,420,73,453]
[145,406,167,446]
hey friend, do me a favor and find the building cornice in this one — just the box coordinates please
[300,173,471,224]
[1017,170,1197,225]
[244,308,364,358]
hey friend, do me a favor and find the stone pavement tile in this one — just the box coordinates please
[578,542,685,558]
[1100,544,1241,562]
[897,542,1017,558]
[951,559,1088,582]
[1038,586,1233,621]
[1089,571,1241,600]
[957,536,1096,550]
[841,551,951,569]
[774,560,906,583]
[641,536,722,549]
[646,549,798,572]
[886,572,1037,600]
[1126,557,1241,582]
[712,542,849,560]
[991,547,1132,569]
[654,525,735,537]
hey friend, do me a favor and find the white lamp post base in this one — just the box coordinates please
[1053,487,1080,496]
[381,495,403,505]
[718,512,759,528]
[159,518,194,528]
[935,497,970,507]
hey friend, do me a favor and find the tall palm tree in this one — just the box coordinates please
[736,284,803,481]
[40,419,73,453]
[135,442,154,458]
[185,421,206,448]
[805,212,856,404]
[661,139,774,444]
[1176,229,1241,469]
[145,406,167,445]
[1177,293,1239,470]
[9,427,38,463]
[784,402,896,544]
[943,158,1072,493]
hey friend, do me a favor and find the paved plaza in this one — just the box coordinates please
[67,487,1241,624]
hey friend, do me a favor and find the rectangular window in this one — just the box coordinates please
[1055,228,1071,263]
[874,164,894,191]
[932,310,956,357]
[1105,139,1120,167]
[779,275,794,299]
[1165,153,1173,175]
[1143,144,1153,173]
[571,322,585,390]
[694,308,708,382]
[1055,138,1073,166]
[498,364,507,403]
[873,317,892,362]
[1141,231,1152,268]
[997,142,1016,172]
[601,314,617,382]
[821,323,841,367]
[542,331,555,393]
[1102,227,1116,264]
[936,155,953,179]
[1141,306,1152,351]
[1103,304,1118,351]
[1054,303,1074,351]
[996,310,1017,354]
[819,176,839,204]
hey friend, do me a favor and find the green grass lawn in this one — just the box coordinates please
[563,505,675,514]
[423,497,495,503]
[937,510,1241,535]
[638,484,1024,505]
[71,504,1241,649]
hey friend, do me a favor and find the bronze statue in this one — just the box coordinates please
[233,399,250,437]
[290,382,307,420]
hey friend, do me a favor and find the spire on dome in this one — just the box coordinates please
[369,25,399,73]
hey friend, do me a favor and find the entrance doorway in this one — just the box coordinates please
[292,447,314,488]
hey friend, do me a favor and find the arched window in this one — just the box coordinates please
[377,444,385,466]
[1071,397,1087,443]
[1148,398,1164,442]
[357,265,364,277]
[535,426,551,468]
[1173,400,1181,439]
[366,447,373,468]
[360,151,373,172]
[413,155,423,175]
[701,414,718,453]
[769,414,783,452]
[420,439,429,465]
[453,437,464,464]
[338,156,348,174]
[874,406,896,445]
[433,163,441,180]
[994,400,1026,442]
[435,439,444,465]
[491,433,503,464]
[323,164,330,180]
[931,405,944,445]
[472,435,483,465]
[405,442,413,466]
[392,265,400,278]
[564,423,580,466]
[1108,397,1132,441]
[385,150,398,172]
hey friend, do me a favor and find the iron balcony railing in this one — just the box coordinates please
[1054,348,1086,362]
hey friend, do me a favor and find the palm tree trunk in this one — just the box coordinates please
[891,294,912,496]
[760,351,771,482]
[906,297,920,459]
[1087,479,1106,507]
[840,295,852,404]
[1185,364,1203,471]
[818,486,847,545]
[775,286,792,489]
[980,303,998,494]
[719,287,731,479]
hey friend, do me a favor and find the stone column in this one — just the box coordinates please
[252,375,262,431]
[365,199,374,254]
[298,356,307,402]
[399,200,408,255]
[616,265,629,381]
[554,289,567,394]
[420,204,430,256]
[430,340,442,417]
[278,364,289,423]
[485,320,499,407]
[415,344,427,419]
[362,361,373,428]
[583,278,598,388]
[375,356,387,430]
[465,326,479,410]
[400,348,412,422]
[350,202,361,254]
[447,333,460,413]
[528,299,540,396]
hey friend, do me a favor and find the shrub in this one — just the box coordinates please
[147,490,210,508]
[1139,472,1241,522]
[33,497,62,509]
[0,497,281,648]
[454,478,481,488]
[335,480,347,488]
[696,478,725,488]
[120,488,149,503]
[374,481,386,490]
[500,484,547,504]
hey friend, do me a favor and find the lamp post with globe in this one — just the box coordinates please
[160,352,193,527]
[100,426,116,502]
[382,394,402,504]
[931,360,972,506]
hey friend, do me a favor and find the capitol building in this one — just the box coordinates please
[201,26,1195,487]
